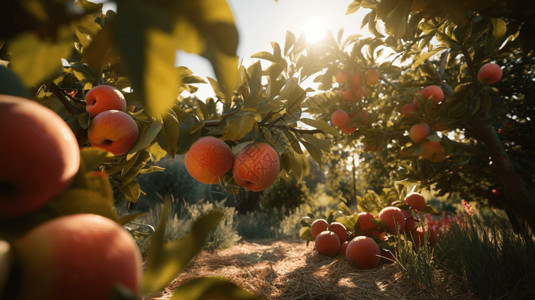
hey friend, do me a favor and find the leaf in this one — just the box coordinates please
[113,0,178,119]
[283,31,296,56]
[169,276,258,300]
[251,51,277,63]
[300,118,338,136]
[129,118,163,154]
[173,0,239,102]
[121,180,141,203]
[81,147,112,171]
[421,204,439,215]
[9,25,74,87]
[141,207,224,295]
[412,49,443,70]
[301,141,322,165]
[222,112,259,141]
[158,111,181,157]
[48,188,118,221]
[491,18,507,42]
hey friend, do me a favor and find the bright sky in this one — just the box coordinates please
[179,0,368,97]
[100,0,369,97]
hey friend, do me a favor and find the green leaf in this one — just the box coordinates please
[169,276,258,300]
[421,204,439,215]
[48,188,118,221]
[173,0,239,103]
[9,25,74,87]
[121,180,141,203]
[81,148,112,171]
[158,111,181,157]
[113,0,178,119]
[129,118,163,154]
[491,18,507,42]
[300,118,338,136]
[141,207,224,295]
[222,112,259,141]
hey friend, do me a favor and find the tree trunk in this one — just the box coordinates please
[468,114,535,232]
[235,188,261,214]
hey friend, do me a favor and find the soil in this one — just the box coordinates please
[153,239,473,300]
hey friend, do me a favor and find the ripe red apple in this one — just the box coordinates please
[185,136,234,184]
[346,236,381,269]
[340,124,356,134]
[350,73,362,90]
[417,85,444,105]
[336,70,350,86]
[422,141,446,162]
[478,63,502,85]
[233,142,280,191]
[340,240,350,257]
[0,95,80,217]
[310,218,329,239]
[87,110,139,156]
[378,206,406,234]
[409,122,430,143]
[363,69,380,86]
[331,110,349,127]
[14,214,143,300]
[314,230,341,257]
[85,85,127,118]
[356,212,378,235]
[329,222,349,242]
[404,192,426,212]
[400,103,418,118]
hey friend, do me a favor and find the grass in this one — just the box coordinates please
[435,210,535,299]
[395,209,535,299]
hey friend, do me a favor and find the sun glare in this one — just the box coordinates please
[301,16,330,43]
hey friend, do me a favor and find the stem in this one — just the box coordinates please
[45,81,83,115]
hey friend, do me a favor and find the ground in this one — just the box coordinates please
[154,239,473,300]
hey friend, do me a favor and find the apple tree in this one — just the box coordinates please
[291,0,535,230]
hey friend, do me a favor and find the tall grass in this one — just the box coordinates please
[435,210,535,299]
[394,209,535,299]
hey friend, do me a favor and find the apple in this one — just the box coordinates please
[233,142,280,191]
[417,85,444,105]
[185,136,234,184]
[329,222,349,242]
[363,69,380,86]
[331,110,349,127]
[0,95,80,217]
[404,192,426,212]
[87,110,139,156]
[314,230,341,257]
[478,63,502,85]
[14,214,143,300]
[346,236,381,269]
[422,141,446,162]
[85,85,127,118]
[378,206,406,234]
[400,103,418,118]
[310,218,329,239]
[409,122,430,143]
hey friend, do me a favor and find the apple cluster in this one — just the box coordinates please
[85,85,140,156]
[329,69,379,134]
[308,192,438,269]
[0,94,143,299]
[185,137,280,192]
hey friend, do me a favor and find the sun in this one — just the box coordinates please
[301,16,330,43]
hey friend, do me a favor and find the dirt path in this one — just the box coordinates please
[156,239,470,299]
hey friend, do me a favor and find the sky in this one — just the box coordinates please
[100,0,369,97]
[177,0,368,97]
